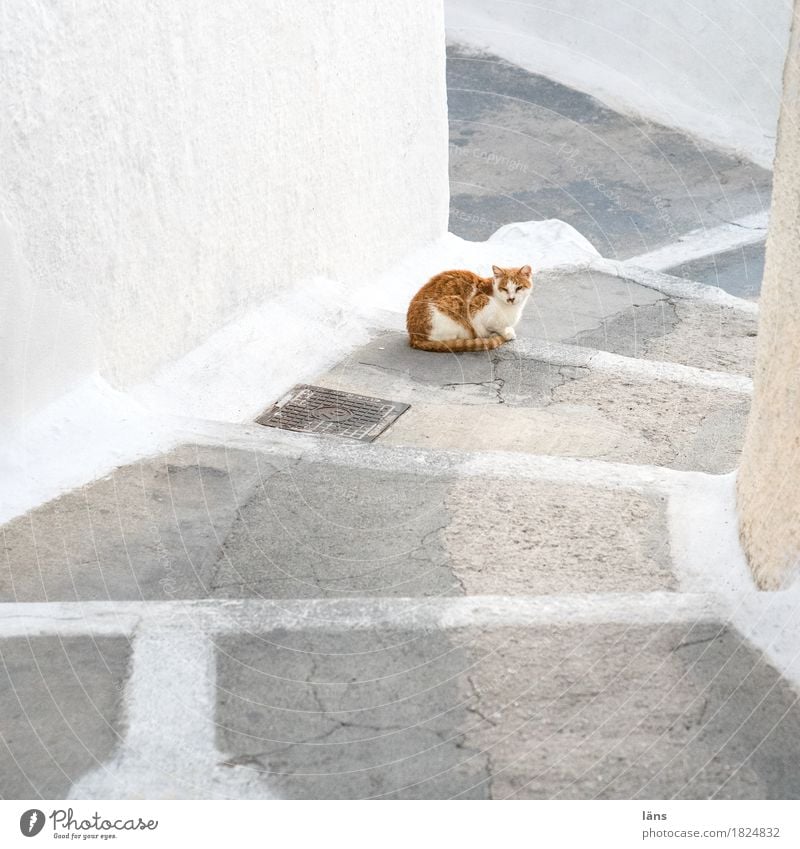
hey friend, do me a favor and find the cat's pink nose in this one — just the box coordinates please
[508,297,515,303]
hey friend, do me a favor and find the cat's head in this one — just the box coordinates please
[491,265,533,306]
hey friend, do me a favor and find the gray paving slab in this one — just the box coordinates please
[0,636,129,799]
[209,463,459,598]
[568,299,679,360]
[447,45,772,259]
[665,242,766,299]
[572,298,758,376]
[215,623,800,799]
[542,369,748,474]
[445,479,673,594]
[0,444,280,602]
[216,628,490,799]
[467,623,800,799]
[319,332,501,407]
[515,269,666,344]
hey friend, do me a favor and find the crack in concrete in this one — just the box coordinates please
[441,378,505,403]
[307,653,328,716]
[712,217,767,231]
[207,455,305,592]
[462,673,496,799]
[692,697,710,729]
[408,521,453,569]
[357,360,411,377]
[221,718,483,768]
[568,300,679,361]
[672,628,727,652]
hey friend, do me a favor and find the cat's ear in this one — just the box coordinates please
[491,265,503,280]
[520,265,532,277]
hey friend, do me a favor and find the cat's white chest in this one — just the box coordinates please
[483,298,524,328]
[497,300,523,322]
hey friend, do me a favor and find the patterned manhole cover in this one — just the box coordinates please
[255,384,410,442]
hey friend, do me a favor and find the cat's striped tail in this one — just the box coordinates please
[408,334,506,352]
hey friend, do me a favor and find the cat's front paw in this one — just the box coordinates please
[502,326,517,341]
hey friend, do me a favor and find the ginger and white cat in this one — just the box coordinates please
[406,264,533,352]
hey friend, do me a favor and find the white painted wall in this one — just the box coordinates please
[0,0,448,430]
[446,0,793,167]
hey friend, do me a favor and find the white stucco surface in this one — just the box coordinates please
[446,0,793,166]
[0,0,448,426]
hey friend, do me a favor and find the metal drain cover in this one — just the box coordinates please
[255,384,410,442]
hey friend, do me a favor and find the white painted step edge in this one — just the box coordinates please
[623,211,768,273]
[588,258,760,315]
[0,593,726,637]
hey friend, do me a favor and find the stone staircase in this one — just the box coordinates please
[3,263,799,800]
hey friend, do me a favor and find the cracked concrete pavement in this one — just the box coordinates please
[0,437,672,602]
[318,271,752,471]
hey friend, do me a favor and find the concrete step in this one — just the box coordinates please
[7,616,796,799]
[215,620,800,799]
[1,442,674,602]
[380,268,758,375]
[664,242,765,301]
[558,278,758,377]
[519,269,757,376]
[317,331,748,472]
